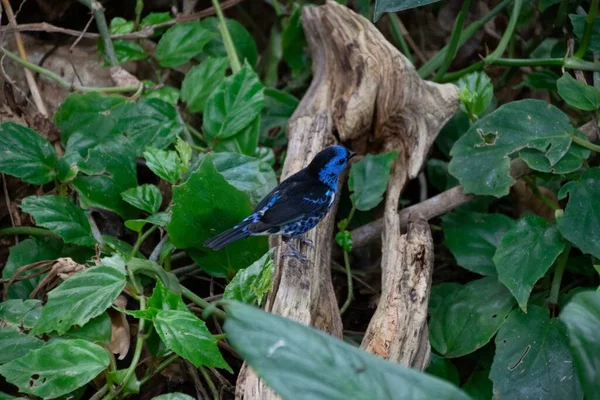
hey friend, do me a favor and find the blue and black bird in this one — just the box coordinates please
[203,145,356,260]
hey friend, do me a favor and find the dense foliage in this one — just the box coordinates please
[0,0,599,399]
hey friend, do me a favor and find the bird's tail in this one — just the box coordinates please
[203,224,251,251]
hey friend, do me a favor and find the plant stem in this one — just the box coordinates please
[418,0,512,77]
[549,245,571,306]
[77,0,119,67]
[388,13,413,64]
[211,0,241,72]
[574,0,600,59]
[487,0,523,61]
[433,0,472,81]
[198,366,219,400]
[340,249,353,315]
[0,226,59,238]
[134,0,144,31]
[130,225,159,259]
[181,285,227,320]
[571,134,600,153]
[90,384,109,400]
[139,354,179,386]
[0,47,140,92]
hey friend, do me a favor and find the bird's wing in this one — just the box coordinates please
[249,181,332,231]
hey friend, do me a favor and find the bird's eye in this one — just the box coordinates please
[337,159,345,165]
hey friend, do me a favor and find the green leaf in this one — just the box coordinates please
[224,250,274,306]
[426,353,460,386]
[461,370,493,400]
[0,326,45,364]
[107,369,140,394]
[494,216,566,312]
[147,279,187,312]
[456,71,494,119]
[0,339,109,399]
[109,17,133,34]
[571,14,600,53]
[442,212,515,276]
[0,299,42,329]
[557,72,600,111]
[121,184,162,214]
[522,69,560,91]
[32,266,126,335]
[519,130,590,174]
[140,12,172,36]
[152,394,195,400]
[127,258,181,295]
[167,155,268,277]
[429,282,462,317]
[125,211,171,233]
[20,195,95,247]
[142,85,180,105]
[203,63,265,141]
[144,147,182,184]
[560,291,600,400]
[181,57,229,113]
[557,168,600,259]
[429,277,516,358]
[211,116,260,156]
[436,110,470,158]
[427,159,459,191]
[0,122,57,184]
[282,5,309,76]
[335,230,353,252]
[2,238,62,300]
[373,0,441,21]
[224,301,471,400]
[260,88,298,145]
[348,152,397,211]
[210,152,277,207]
[114,99,183,155]
[491,306,583,400]
[53,92,129,143]
[155,22,216,67]
[154,310,231,371]
[448,99,575,197]
[60,312,112,345]
[200,17,258,67]
[99,39,146,64]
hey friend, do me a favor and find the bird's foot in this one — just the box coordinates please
[283,241,309,262]
[296,235,314,248]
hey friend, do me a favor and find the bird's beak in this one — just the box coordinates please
[348,151,357,159]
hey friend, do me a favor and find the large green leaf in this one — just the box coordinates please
[121,184,162,214]
[0,299,42,329]
[155,22,216,67]
[154,310,230,371]
[429,282,462,317]
[20,195,95,247]
[560,291,600,400]
[210,152,277,207]
[557,168,600,259]
[224,250,274,306]
[519,130,590,174]
[260,88,299,145]
[448,99,575,196]
[373,0,441,21]
[0,122,57,184]
[348,152,397,211]
[32,266,126,335]
[494,216,566,312]
[114,99,183,155]
[0,339,109,399]
[0,326,45,365]
[490,306,582,400]
[167,155,267,277]
[143,147,183,184]
[211,116,260,156]
[442,212,515,276]
[2,238,62,300]
[53,92,129,143]
[181,57,229,113]
[200,18,258,67]
[557,73,600,111]
[60,312,112,345]
[203,63,265,141]
[571,14,600,53]
[429,277,516,358]
[224,301,470,400]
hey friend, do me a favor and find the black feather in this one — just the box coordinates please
[203,223,252,251]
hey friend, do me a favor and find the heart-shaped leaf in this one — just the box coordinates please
[181,57,229,112]
[121,184,163,214]
[156,22,216,67]
[349,152,397,211]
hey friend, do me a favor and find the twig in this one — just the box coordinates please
[0,46,140,93]
[211,0,241,72]
[1,174,17,243]
[549,244,571,308]
[199,366,219,400]
[1,0,48,116]
[388,14,425,64]
[433,0,472,81]
[0,226,59,238]
[69,14,95,52]
[574,0,600,59]
[487,0,523,61]
[0,0,245,40]
[186,361,211,400]
[339,249,353,315]
[350,159,531,248]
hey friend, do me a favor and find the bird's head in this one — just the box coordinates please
[307,145,356,189]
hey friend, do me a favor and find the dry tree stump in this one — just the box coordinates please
[236,2,458,398]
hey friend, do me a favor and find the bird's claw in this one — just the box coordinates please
[297,235,314,248]
[283,241,309,262]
